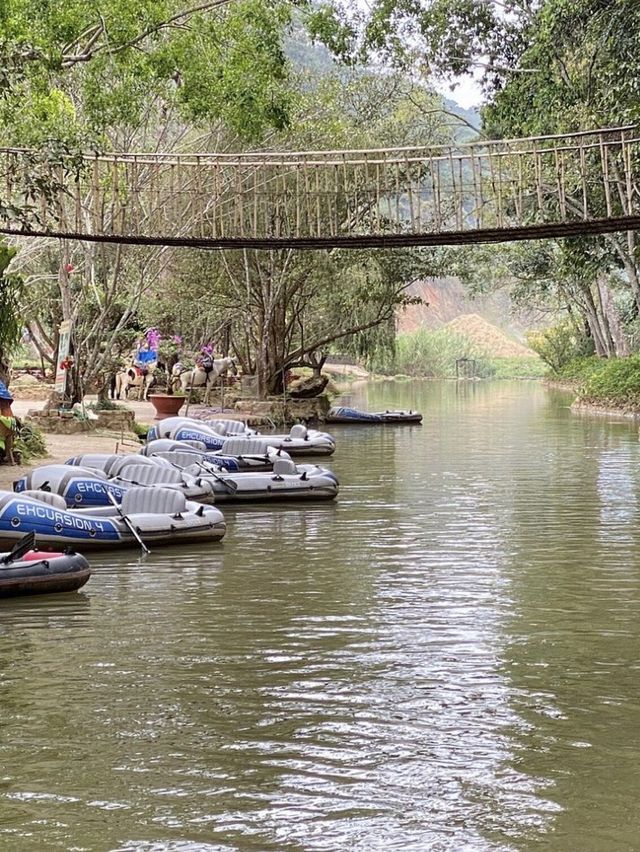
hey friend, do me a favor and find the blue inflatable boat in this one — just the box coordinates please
[326,406,422,424]
[0,489,225,549]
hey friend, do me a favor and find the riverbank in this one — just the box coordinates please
[0,396,156,490]
[546,355,640,418]
[0,431,138,490]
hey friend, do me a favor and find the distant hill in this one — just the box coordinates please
[285,27,481,141]
[445,314,534,358]
[444,99,480,129]
[443,98,480,141]
[398,278,539,340]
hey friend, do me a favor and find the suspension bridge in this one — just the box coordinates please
[1,126,639,250]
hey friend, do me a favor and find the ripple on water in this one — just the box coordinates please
[1,382,640,850]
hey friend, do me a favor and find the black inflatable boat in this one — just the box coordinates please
[0,547,91,597]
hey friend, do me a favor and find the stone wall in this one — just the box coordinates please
[234,395,330,427]
[26,407,136,435]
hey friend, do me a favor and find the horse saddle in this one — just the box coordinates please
[134,366,149,377]
[197,356,214,374]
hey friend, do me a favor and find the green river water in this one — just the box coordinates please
[1,380,640,851]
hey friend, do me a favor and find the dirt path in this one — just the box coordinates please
[0,432,141,491]
[0,397,150,491]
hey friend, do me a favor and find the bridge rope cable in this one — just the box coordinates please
[0,125,638,249]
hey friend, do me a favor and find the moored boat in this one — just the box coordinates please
[148,417,336,456]
[62,455,214,503]
[0,489,225,549]
[326,406,423,424]
[140,438,287,472]
[0,548,90,597]
[143,451,340,502]
[15,464,128,508]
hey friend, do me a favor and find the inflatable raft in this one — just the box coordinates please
[62,455,214,503]
[15,464,128,508]
[0,547,90,597]
[149,417,336,456]
[326,406,423,424]
[0,489,225,549]
[142,450,339,503]
[140,438,287,472]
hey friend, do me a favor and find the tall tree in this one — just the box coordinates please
[137,70,450,396]
[0,0,306,398]
[0,242,24,383]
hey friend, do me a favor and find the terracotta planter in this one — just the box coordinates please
[148,393,186,420]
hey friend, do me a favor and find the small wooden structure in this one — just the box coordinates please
[1,126,639,249]
[455,358,477,380]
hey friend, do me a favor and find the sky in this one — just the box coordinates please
[437,74,484,110]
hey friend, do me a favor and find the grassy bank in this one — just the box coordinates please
[552,355,640,412]
[369,328,544,380]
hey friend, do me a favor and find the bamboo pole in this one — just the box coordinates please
[431,156,441,231]
[407,155,415,230]
[487,148,501,228]
[599,133,612,218]
[375,162,381,232]
[579,138,589,219]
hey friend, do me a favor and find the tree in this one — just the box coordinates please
[0,0,295,147]
[0,0,305,400]
[136,70,452,396]
[0,242,24,384]
[318,0,640,355]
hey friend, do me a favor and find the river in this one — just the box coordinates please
[1,380,639,851]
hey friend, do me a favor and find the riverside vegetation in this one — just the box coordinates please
[369,326,545,381]
[1,1,640,411]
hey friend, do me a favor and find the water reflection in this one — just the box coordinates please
[0,382,639,849]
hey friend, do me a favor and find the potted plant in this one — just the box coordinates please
[148,391,186,419]
[145,331,187,419]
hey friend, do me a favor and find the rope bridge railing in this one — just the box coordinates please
[1,126,639,249]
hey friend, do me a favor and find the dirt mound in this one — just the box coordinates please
[445,314,534,358]
[9,374,53,401]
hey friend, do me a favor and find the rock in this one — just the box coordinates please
[23,407,135,435]
[288,374,329,398]
[233,395,330,426]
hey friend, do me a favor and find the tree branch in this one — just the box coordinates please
[60,0,237,68]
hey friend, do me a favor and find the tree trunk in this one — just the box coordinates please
[597,276,629,356]
[0,354,9,386]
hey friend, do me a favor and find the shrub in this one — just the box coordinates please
[527,320,594,373]
[88,398,121,411]
[580,356,640,407]
[131,421,152,439]
[13,421,47,464]
[373,328,489,378]
[484,357,546,379]
[555,355,609,386]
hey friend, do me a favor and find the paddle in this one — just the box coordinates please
[158,454,238,495]
[199,460,239,494]
[107,490,150,555]
[1,530,37,565]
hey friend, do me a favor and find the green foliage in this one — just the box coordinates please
[483,357,546,380]
[0,0,296,146]
[0,241,24,378]
[579,356,640,409]
[372,328,486,378]
[484,0,640,135]
[371,328,545,380]
[555,356,610,385]
[131,420,152,438]
[87,398,121,411]
[13,421,47,464]
[527,319,594,373]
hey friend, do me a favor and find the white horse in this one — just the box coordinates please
[171,356,238,404]
[112,363,157,401]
